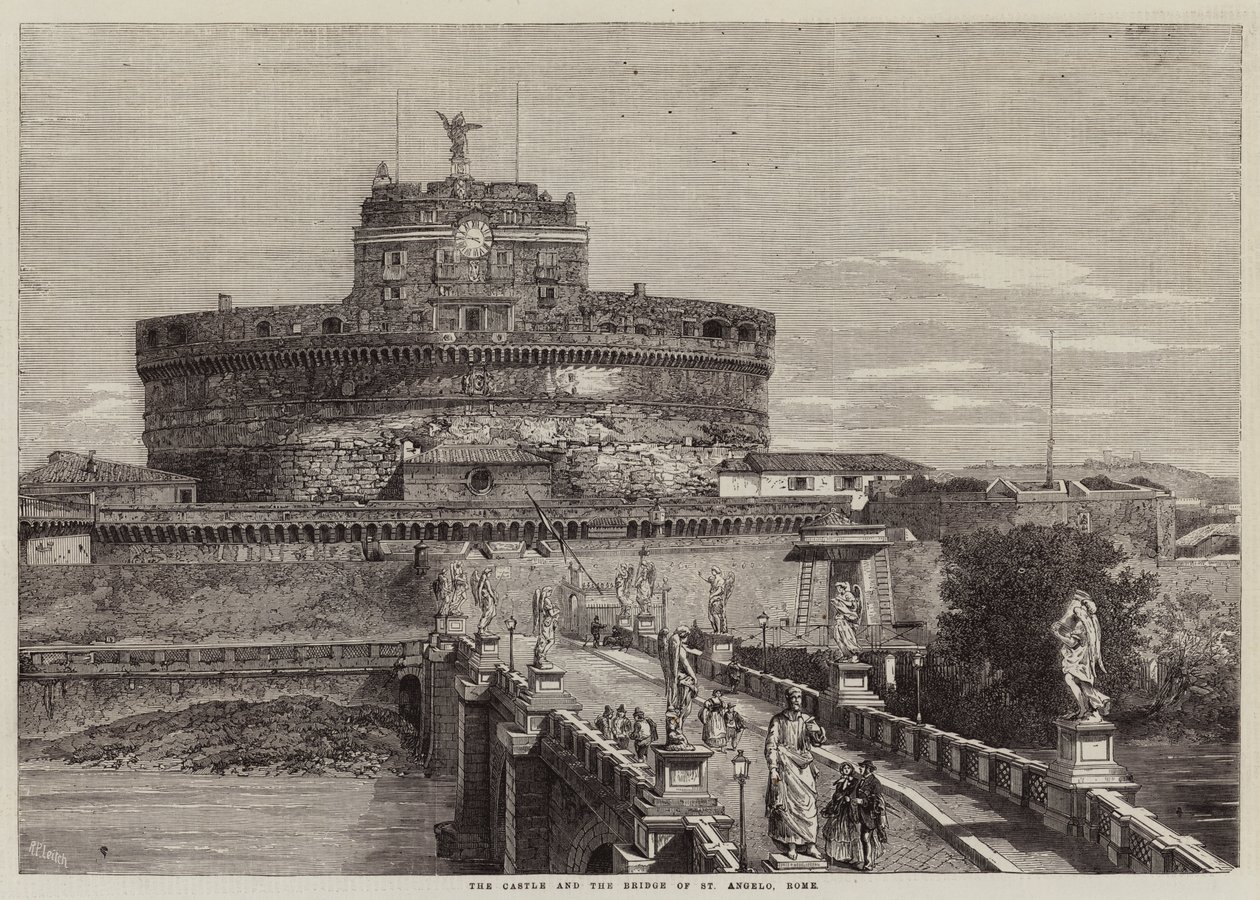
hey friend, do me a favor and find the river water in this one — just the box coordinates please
[18,766,487,875]
[1018,742,1240,866]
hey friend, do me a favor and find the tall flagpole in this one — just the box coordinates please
[515,82,520,182]
[395,90,401,183]
[1046,330,1055,486]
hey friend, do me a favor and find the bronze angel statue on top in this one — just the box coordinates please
[436,111,482,163]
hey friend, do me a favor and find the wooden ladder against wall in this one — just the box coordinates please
[873,548,895,626]
[794,558,815,628]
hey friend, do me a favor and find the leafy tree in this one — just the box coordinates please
[934,524,1155,739]
[892,474,989,496]
[1147,591,1239,724]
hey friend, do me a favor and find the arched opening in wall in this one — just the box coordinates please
[351,524,363,542]
[567,522,579,540]
[228,525,242,543]
[466,523,480,542]
[201,527,213,544]
[286,524,299,543]
[733,518,743,535]
[320,525,332,543]
[303,524,316,543]
[145,328,160,349]
[382,524,393,541]
[737,323,757,343]
[697,520,708,537]
[167,324,187,345]
[664,521,674,538]
[523,521,535,545]
[452,523,464,542]
[437,523,449,541]
[142,526,154,543]
[245,525,257,543]
[260,525,271,543]
[508,522,520,540]
[579,523,589,539]
[215,526,229,543]
[686,519,697,537]
[366,524,378,541]
[335,524,346,542]
[410,523,422,540]
[585,843,616,874]
[597,321,616,333]
[702,319,726,339]
[398,674,422,728]
[495,523,507,540]
[721,519,732,535]
[321,317,344,335]
[628,521,639,539]
[256,321,272,338]
[424,523,435,540]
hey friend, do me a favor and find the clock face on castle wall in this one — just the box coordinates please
[454,215,493,259]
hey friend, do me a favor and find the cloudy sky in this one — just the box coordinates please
[18,24,1241,476]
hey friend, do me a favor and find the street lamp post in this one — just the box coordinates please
[732,750,751,872]
[757,611,770,673]
[913,650,925,724]
[506,616,518,672]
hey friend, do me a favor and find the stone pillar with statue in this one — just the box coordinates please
[1041,590,1139,836]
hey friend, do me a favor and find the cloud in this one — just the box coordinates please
[777,394,850,410]
[926,394,992,411]
[1131,291,1216,305]
[849,360,986,380]
[880,248,1093,292]
[1004,327,1165,354]
[68,397,137,420]
[84,382,138,395]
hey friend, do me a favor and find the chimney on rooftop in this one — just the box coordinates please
[85,450,97,476]
[633,283,646,298]
[218,293,233,312]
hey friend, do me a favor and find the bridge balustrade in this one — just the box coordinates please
[685,816,740,874]
[1087,789,1232,873]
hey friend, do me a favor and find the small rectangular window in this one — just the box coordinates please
[538,286,556,302]
[491,248,514,282]
[536,250,559,281]
[436,247,460,281]
[841,476,859,490]
[384,286,407,303]
[682,319,698,338]
[179,489,193,504]
[788,476,815,491]
[291,323,302,334]
[436,305,459,332]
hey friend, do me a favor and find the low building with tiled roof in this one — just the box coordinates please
[20,451,198,506]
[1176,523,1239,559]
[717,451,931,500]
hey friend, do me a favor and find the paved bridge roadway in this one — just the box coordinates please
[529,635,1116,874]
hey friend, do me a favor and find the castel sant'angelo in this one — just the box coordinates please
[136,114,774,505]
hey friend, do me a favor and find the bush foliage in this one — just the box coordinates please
[931,524,1155,747]
[732,644,830,691]
[892,474,989,496]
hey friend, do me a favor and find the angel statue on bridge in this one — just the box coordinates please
[829,581,863,662]
[533,586,559,669]
[433,562,470,617]
[658,625,699,748]
[1051,589,1111,722]
[473,568,499,635]
[613,563,636,619]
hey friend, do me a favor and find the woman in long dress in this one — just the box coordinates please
[820,763,860,866]
[699,691,728,751]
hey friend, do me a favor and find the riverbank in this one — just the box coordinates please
[20,695,415,777]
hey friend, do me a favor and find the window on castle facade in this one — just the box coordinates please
[840,476,859,491]
[536,250,559,281]
[255,321,272,338]
[491,248,514,281]
[682,319,698,338]
[538,285,556,302]
[384,286,407,303]
[737,323,757,342]
[436,247,460,281]
[788,477,816,491]
[634,324,651,335]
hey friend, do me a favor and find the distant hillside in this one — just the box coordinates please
[958,459,1238,504]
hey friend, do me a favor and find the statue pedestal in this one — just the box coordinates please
[526,663,566,695]
[473,633,499,658]
[635,613,657,634]
[431,614,469,650]
[1042,718,1139,837]
[459,632,500,686]
[631,743,731,865]
[708,635,734,664]
[762,853,828,873]
[617,615,633,629]
[821,661,885,712]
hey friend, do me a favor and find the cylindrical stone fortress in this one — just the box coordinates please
[136,168,774,502]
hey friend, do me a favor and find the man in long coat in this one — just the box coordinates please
[765,686,827,859]
[852,760,887,871]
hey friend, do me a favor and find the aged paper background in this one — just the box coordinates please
[0,2,1254,900]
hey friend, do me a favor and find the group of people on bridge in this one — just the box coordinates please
[594,704,658,762]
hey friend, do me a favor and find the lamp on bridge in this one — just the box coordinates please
[412,539,429,576]
[731,749,751,872]
[756,611,770,673]
[912,650,926,724]
[506,616,518,672]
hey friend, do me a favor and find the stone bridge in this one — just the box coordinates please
[425,631,739,875]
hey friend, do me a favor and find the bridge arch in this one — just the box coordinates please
[563,817,620,874]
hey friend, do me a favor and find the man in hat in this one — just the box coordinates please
[611,704,633,751]
[765,686,827,860]
[630,707,658,762]
[852,760,887,871]
[724,701,746,751]
[594,704,615,740]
